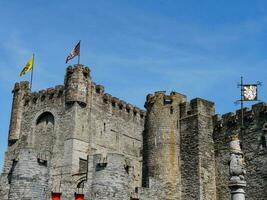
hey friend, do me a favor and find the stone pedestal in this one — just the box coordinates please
[229,181,246,200]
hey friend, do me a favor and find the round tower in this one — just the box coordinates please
[91,153,132,200]
[143,91,186,199]
[64,64,90,106]
[8,81,29,145]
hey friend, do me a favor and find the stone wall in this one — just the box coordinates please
[180,98,216,200]
[213,102,267,200]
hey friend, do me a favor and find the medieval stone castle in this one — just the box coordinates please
[0,64,267,200]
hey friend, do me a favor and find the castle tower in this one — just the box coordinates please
[64,64,90,106]
[180,98,217,200]
[143,91,186,200]
[89,153,133,200]
[8,81,29,146]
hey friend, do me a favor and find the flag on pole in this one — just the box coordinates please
[65,41,80,63]
[19,55,34,76]
[243,84,258,101]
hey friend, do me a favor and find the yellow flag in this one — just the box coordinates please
[19,55,34,76]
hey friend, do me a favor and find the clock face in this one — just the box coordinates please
[243,85,257,101]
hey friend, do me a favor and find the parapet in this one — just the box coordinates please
[65,64,90,80]
[144,91,187,109]
[101,92,146,120]
[180,97,215,118]
[213,102,267,130]
[13,81,30,93]
[23,85,65,107]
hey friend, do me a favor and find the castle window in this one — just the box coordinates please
[36,112,55,125]
[35,112,55,153]
[104,123,106,132]
[79,158,87,174]
[260,135,267,149]
[112,101,116,107]
[124,165,130,174]
[170,107,174,114]
[96,162,107,171]
[164,98,172,105]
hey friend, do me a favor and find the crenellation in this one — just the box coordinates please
[100,92,145,121]
[145,91,186,110]
[13,81,30,92]
[22,85,65,107]
[95,84,105,94]
[213,114,223,131]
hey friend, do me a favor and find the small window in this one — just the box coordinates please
[260,135,267,149]
[96,163,107,171]
[79,158,87,174]
[170,106,174,114]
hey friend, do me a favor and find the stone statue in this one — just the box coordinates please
[229,136,246,181]
[229,134,246,200]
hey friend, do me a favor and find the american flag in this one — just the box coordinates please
[65,41,80,63]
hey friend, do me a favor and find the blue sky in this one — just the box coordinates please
[1,0,267,170]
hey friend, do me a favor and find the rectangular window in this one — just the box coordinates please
[79,158,87,174]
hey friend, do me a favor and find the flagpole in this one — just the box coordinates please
[78,40,81,65]
[240,76,244,144]
[30,53,34,90]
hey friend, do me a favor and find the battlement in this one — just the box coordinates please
[100,92,146,120]
[65,64,90,80]
[92,153,132,167]
[13,81,30,93]
[23,85,65,106]
[213,102,267,130]
[145,91,186,109]
[180,98,215,118]
[91,82,105,94]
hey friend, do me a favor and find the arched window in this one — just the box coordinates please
[36,112,55,125]
[34,112,55,152]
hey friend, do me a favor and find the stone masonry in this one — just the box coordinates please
[0,64,267,199]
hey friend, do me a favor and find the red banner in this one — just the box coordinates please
[75,193,84,200]
[52,193,61,200]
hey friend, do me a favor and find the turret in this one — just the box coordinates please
[8,81,29,146]
[64,64,90,106]
[90,153,133,200]
[143,91,186,199]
